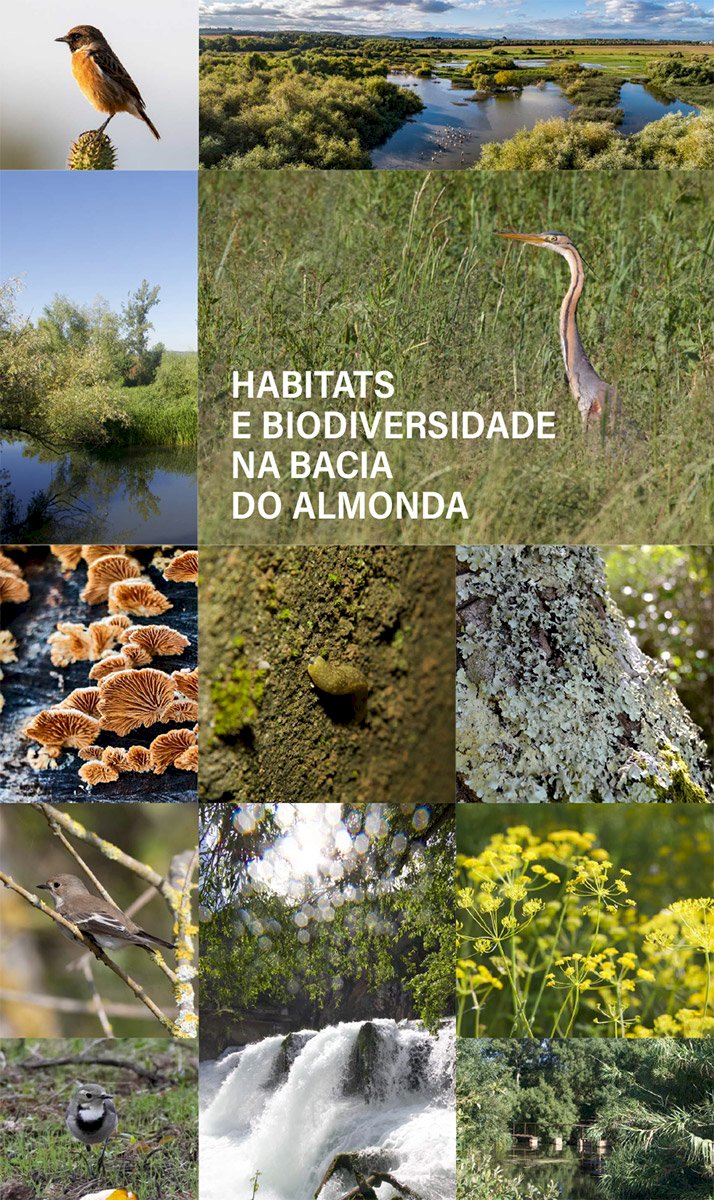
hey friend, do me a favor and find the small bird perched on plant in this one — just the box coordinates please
[55,26,160,140]
[66,1083,118,1171]
[38,874,175,953]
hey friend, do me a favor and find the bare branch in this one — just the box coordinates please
[19,1053,166,1084]
[80,956,114,1037]
[0,988,147,1019]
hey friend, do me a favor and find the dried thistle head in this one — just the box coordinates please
[68,131,116,171]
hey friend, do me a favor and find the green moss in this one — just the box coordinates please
[650,746,709,803]
[210,641,266,737]
[276,608,293,621]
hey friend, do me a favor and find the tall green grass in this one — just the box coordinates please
[104,352,198,447]
[199,171,713,546]
[112,387,197,446]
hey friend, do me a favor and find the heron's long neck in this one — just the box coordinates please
[558,247,588,383]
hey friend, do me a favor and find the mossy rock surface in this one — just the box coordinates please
[199,546,455,803]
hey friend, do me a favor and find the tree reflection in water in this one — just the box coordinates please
[0,438,197,542]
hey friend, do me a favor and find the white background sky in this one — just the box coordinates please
[1,0,198,170]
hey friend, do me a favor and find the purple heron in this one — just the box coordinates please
[495,231,622,434]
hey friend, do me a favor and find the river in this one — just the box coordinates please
[199,1019,455,1200]
[0,436,197,542]
[618,81,699,135]
[508,1147,607,1199]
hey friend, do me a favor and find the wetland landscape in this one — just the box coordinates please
[198,34,713,169]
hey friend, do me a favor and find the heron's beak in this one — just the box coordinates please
[494,231,548,245]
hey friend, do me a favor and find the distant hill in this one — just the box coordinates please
[199,28,711,46]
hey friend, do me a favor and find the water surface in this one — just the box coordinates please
[617,81,699,134]
[1,436,197,542]
[508,1148,606,1200]
[372,74,572,168]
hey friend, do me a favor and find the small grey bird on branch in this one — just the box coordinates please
[66,1082,118,1171]
[38,874,175,952]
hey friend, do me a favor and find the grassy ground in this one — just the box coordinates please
[0,1038,197,1200]
[199,170,714,546]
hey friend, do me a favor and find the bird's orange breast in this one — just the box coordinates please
[71,50,129,114]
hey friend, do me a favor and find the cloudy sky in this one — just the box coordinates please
[199,0,714,40]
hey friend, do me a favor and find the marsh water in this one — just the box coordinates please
[372,75,571,168]
[372,68,699,168]
[617,81,698,134]
[507,1147,606,1199]
[0,436,197,542]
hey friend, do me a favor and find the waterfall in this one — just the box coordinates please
[199,1019,455,1200]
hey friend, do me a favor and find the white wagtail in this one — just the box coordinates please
[66,1082,118,1171]
[38,874,175,953]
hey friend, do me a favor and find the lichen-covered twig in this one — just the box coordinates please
[42,811,119,907]
[34,803,166,888]
[167,848,199,1039]
[39,806,178,989]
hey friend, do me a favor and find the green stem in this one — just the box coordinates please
[529,890,570,1026]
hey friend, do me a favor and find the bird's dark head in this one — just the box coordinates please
[55,26,104,51]
[495,230,576,255]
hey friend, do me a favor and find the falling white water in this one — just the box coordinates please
[199,1019,456,1200]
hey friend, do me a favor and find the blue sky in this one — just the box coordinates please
[199,0,714,41]
[1,172,197,350]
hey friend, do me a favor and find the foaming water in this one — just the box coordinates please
[199,1020,455,1200]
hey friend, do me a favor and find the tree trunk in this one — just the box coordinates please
[456,546,712,803]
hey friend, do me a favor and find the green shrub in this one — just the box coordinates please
[477,113,714,169]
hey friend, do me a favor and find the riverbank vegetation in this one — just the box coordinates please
[1,279,197,449]
[198,34,713,168]
[199,804,455,1051]
[458,1039,714,1200]
[456,807,713,1038]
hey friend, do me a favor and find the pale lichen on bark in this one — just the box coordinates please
[456,545,712,803]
